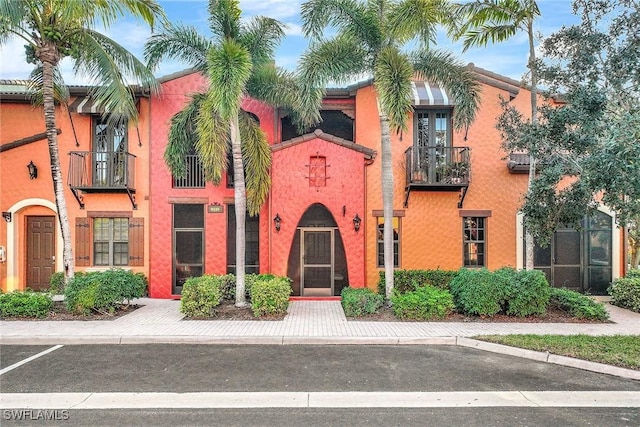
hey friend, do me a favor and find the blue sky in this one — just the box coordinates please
[0,0,579,85]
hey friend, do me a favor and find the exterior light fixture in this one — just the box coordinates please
[2,212,11,223]
[273,213,281,232]
[353,213,361,232]
[27,161,38,179]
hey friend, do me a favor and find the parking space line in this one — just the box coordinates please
[0,345,64,376]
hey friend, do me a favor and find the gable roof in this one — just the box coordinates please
[272,129,376,160]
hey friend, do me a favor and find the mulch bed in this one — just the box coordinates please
[183,301,287,321]
[1,301,142,321]
[347,305,612,323]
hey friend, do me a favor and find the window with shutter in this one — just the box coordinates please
[75,217,91,266]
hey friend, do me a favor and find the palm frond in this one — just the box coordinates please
[301,0,370,40]
[239,112,271,215]
[387,0,452,47]
[374,46,414,133]
[144,23,211,72]
[208,0,242,41]
[411,49,481,130]
[205,38,252,121]
[27,64,70,106]
[238,16,285,67]
[164,93,204,178]
[0,0,30,44]
[196,94,230,185]
[299,35,368,87]
[71,29,159,123]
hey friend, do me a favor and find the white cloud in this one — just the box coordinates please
[239,0,301,20]
[0,39,32,80]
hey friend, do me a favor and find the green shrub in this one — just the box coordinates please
[250,276,291,317]
[549,288,609,321]
[505,269,551,317]
[64,269,147,315]
[391,285,454,320]
[49,272,66,294]
[449,268,510,316]
[0,291,53,318]
[341,287,383,317]
[218,274,237,301]
[378,269,458,296]
[608,277,640,313]
[180,275,223,317]
[626,269,640,279]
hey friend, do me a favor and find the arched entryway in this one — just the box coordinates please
[287,204,348,296]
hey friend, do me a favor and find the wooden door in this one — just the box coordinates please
[27,216,55,291]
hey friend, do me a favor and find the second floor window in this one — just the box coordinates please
[93,117,128,186]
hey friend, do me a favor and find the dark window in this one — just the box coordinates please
[93,218,129,266]
[463,217,485,267]
[227,205,260,274]
[377,216,400,268]
[281,110,354,141]
[92,117,128,186]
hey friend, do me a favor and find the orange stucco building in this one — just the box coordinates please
[1,82,152,292]
[0,65,625,296]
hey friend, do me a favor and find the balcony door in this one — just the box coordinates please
[93,117,127,187]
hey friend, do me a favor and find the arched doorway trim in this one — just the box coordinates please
[6,198,62,291]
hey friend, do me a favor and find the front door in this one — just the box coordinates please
[26,216,55,291]
[301,228,334,296]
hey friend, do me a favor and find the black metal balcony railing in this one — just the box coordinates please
[404,146,471,208]
[405,146,470,186]
[173,155,205,188]
[68,151,137,209]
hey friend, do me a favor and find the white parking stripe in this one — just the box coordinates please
[1,391,639,409]
[0,345,64,376]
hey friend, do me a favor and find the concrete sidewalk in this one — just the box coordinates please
[2,299,639,379]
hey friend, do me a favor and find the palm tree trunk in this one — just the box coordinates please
[41,48,75,280]
[525,20,538,271]
[380,111,394,303]
[231,112,247,307]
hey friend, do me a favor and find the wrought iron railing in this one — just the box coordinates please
[173,155,205,188]
[68,151,136,190]
[405,146,470,186]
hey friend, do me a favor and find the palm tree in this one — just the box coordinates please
[145,0,314,306]
[0,0,164,280]
[299,0,481,302]
[454,0,541,270]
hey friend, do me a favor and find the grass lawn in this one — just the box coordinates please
[474,334,640,370]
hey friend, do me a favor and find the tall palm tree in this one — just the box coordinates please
[145,0,314,306]
[0,0,164,280]
[299,0,481,302]
[454,0,541,270]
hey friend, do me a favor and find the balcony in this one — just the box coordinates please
[68,151,137,209]
[404,146,470,208]
[173,155,205,188]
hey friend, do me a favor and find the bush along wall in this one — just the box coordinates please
[378,269,458,296]
[549,288,609,321]
[250,276,292,317]
[608,276,640,313]
[64,269,147,315]
[0,291,53,318]
[341,287,384,317]
[180,275,224,317]
[391,286,454,320]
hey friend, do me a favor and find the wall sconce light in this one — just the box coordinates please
[27,161,38,179]
[273,213,281,232]
[2,212,11,223]
[353,213,361,232]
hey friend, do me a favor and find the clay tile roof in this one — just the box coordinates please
[272,129,376,160]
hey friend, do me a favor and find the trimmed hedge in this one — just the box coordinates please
[549,288,609,321]
[180,275,224,317]
[378,269,458,296]
[0,291,53,318]
[449,268,509,316]
[64,269,147,315]
[341,287,383,317]
[391,285,454,320]
[250,276,292,317]
[626,269,640,279]
[608,277,640,313]
[504,269,551,317]
[49,272,66,294]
